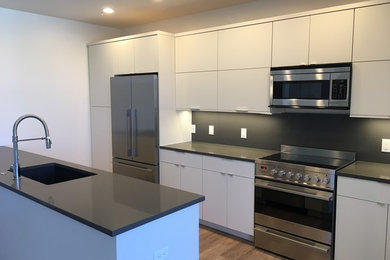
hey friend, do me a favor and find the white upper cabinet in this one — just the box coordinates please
[353,3,390,62]
[218,23,272,70]
[309,10,354,64]
[218,68,270,113]
[88,42,115,107]
[176,71,218,111]
[350,61,390,118]
[134,36,159,73]
[176,32,218,72]
[272,16,310,67]
[113,40,135,75]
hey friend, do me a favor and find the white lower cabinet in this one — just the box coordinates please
[203,155,254,236]
[203,170,227,226]
[160,149,255,237]
[160,149,203,217]
[227,174,254,235]
[335,176,390,260]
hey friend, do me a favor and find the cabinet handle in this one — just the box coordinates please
[190,106,200,111]
[227,173,234,177]
[235,108,248,113]
[377,202,386,207]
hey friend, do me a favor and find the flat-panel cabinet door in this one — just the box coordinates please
[91,107,112,172]
[353,3,390,62]
[218,23,272,70]
[218,68,270,113]
[272,16,310,67]
[202,170,227,227]
[335,195,387,260]
[176,72,218,110]
[350,61,390,118]
[181,166,203,219]
[227,175,254,235]
[88,43,115,107]
[113,40,135,75]
[176,32,218,72]
[160,162,181,189]
[309,10,354,64]
[133,36,159,73]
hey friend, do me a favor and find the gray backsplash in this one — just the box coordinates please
[192,111,390,164]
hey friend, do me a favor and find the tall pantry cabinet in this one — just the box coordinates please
[88,32,191,172]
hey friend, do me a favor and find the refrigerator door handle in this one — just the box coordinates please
[131,108,137,157]
[126,109,132,157]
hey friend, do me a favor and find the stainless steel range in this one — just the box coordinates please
[254,145,355,260]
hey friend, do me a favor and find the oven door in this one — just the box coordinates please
[254,178,333,245]
[271,73,331,108]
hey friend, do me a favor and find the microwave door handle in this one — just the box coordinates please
[255,182,333,201]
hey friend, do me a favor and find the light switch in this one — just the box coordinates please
[382,139,390,153]
[191,124,196,134]
[208,125,214,135]
[241,128,247,139]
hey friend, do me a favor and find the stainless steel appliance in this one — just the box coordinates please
[270,63,351,109]
[254,145,355,260]
[111,73,159,183]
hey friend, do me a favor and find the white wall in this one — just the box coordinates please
[0,8,120,166]
[121,0,364,34]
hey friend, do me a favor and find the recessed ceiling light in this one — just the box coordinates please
[102,7,115,15]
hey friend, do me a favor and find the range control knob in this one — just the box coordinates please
[303,174,311,182]
[313,176,321,183]
[279,170,286,177]
[286,171,294,178]
[271,169,279,175]
[295,173,303,180]
[322,177,330,185]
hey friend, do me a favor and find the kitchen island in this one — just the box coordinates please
[0,146,204,260]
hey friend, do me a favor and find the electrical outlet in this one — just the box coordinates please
[154,247,169,260]
[241,128,247,139]
[191,124,196,134]
[382,139,390,153]
[208,125,214,135]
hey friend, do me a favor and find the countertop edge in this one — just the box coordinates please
[160,146,256,162]
[337,171,390,184]
[0,181,205,236]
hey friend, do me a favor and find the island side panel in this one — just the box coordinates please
[116,204,199,260]
[0,186,116,260]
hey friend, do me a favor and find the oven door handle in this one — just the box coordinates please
[255,181,333,201]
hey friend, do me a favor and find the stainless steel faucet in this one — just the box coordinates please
[12,114,52,180]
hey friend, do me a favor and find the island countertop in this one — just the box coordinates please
[0,146,204,236]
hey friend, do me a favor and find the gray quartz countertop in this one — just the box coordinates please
[337,160,390,184]
[0,146,204,236]
[160,141,278,162]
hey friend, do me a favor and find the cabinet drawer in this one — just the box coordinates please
[203,155,254,178]
[337,176,390,204]
[160,149,202,168]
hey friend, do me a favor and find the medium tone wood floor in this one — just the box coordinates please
[199,226,286,260]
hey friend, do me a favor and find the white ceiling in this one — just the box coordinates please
[0,0,259,28]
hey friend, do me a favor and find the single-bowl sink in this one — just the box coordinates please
[19,163,96,185]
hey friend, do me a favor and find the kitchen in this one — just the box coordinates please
[1,0,390,259]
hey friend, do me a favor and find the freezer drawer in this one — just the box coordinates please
[113,158,158,183]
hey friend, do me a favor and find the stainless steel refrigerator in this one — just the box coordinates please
[110,73,159,183]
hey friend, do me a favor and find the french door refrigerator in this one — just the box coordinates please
[110,73,159,183]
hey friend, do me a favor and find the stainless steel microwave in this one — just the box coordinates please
[270,63,352,109]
